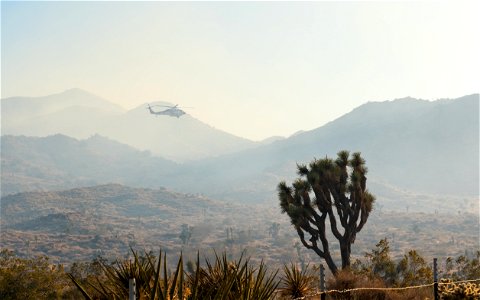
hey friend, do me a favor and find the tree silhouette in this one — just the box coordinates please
[278,151,375,275]
[268,222,280,239]
[179,224,192,245]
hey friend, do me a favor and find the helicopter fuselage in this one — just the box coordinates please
[148,105,185,118]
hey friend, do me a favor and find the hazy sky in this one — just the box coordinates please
[2,1,479,141]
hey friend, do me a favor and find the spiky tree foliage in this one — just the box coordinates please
[278,151,375,275]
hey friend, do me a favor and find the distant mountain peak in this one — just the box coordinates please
[62,87,89,94]
[44,88,101,100]
[259,136,285,145]
[391,96,421,101]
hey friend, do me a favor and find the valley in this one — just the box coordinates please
[1,184,477,271]
[1,91,478,272]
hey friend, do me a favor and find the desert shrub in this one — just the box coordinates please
[439,278,480,300]
[326,269,387,300]
[396,250,432,287]
[0,249,71,299]
[384,286,432,300]
[356,238,397,286]
[63,259,108,299]
[441,251,480,281]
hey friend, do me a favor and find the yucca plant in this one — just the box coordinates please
[186,251,279,300]
[236,259,279,300]
[187,252,236,299]
[70,249,279,300]
[279,262,315,299]
[69,248,186,300]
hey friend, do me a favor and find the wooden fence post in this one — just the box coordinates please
[129,278,136,300]
[433,258,439,300]
[320,264,326,300]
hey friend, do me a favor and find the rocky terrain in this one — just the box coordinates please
[1,184,477,270]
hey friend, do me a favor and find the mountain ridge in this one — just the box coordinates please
[2,94,477,201]
[174,93,479,198]
[1,88,260,161]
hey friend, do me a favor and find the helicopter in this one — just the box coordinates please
[147,104,188,118]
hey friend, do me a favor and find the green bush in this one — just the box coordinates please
[0,249,71,299]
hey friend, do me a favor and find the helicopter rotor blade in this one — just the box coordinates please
[151,105,175,108]
[148,104,193,109]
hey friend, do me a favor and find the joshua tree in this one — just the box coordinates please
[268,222,280,239]
[278,150,375,275]
[226,227,234,245]
[179,224,192,245]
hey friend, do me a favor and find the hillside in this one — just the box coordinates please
[1,89,258,161]
[179,94,479,199]
[1,184,227,262]
[0,134,179,196]
[1,88,124,139]
[2,94,478,205]
[99,101,257,161]
[285,94,479,195]
[1,184,478,267]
